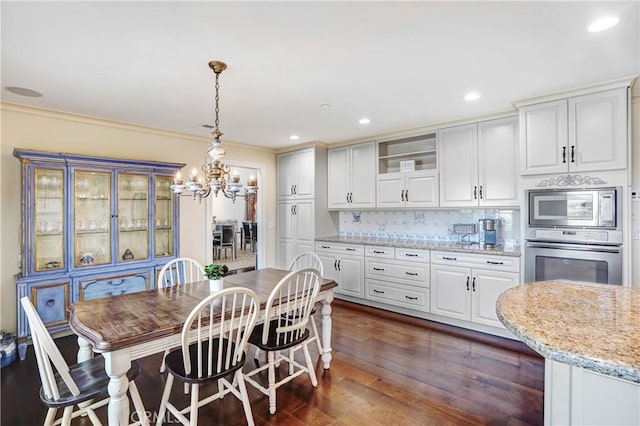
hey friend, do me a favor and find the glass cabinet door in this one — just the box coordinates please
[74,170,112,267]
[34,168,65,272]
[154,175,175,257]
[117,173,150,262]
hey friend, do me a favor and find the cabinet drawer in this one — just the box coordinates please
[431,251,519,273]
[366,279,429,311]
[79,270,151,301]
[30,281,70,328]
[315,242,364,255]
[365,245,395,258]
[396,248,430,262]
[365,259,428,286]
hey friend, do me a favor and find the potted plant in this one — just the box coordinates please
[204,263,228,290]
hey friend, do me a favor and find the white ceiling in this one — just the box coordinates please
[2,1,639,149]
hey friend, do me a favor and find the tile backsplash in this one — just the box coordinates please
[339,209,521,246]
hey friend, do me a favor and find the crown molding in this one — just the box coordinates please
[0,101,275,154]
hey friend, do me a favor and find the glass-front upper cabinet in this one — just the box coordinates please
[117,173,150,263]
[34,168,65,272]
[155,175,175,257]
[73,170,112,267]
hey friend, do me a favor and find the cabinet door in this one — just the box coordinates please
[438,124,478,207]
[117,173,150,263]
[316,252,339,282]
[430,264,471,321]
[350,142,377,208]
[276,200,295,268]
[277,240,294,270]
[154,175,175,257]
[405,171,439,208]
[520,99,568,175]
[294,199,315,250]
[294,149,315,198]
[30,281,70,328]
[327,147,350,208]
[277,152,296,199]
[73,169,112,267]
[33,167,66,273]
[470,270,519,328]
[337,256,364,298]
[569,88,627,173]
[377,174,404,208]
[478,117,519,207]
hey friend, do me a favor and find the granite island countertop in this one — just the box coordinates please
[496,280,640,383]
[316,235,520,257]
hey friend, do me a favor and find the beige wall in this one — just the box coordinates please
[0,103,277,332]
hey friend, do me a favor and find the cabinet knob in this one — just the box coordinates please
[45,299,56,307]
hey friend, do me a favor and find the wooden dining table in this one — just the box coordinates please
[68,268,337,426]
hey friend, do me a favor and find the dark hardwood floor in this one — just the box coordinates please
[1,300,544,425]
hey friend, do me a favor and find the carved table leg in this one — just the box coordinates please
[77,336,93,363]
[321,291,334,370]
[103,349,131,426]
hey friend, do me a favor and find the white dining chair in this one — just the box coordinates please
[288,252,324,354]
[157,257,206,376]
[244,268,321,415]
[20,297,147,426]
[155,287,260,426]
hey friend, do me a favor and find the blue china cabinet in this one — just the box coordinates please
[14,149,185,339]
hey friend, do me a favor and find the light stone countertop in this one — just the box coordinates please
[496,280,640,383]
[315,235,521,257]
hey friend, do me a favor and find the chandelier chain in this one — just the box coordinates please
[214,71,220,133]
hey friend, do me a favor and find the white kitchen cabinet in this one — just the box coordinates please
[519,87,627,175]
[376,133,439,208]
[327,142,376,209]
[315,242,364,298]
[364,246,430,311]
[276,147,337,268]
[438,117,518,208]
[276,199,315,269]
[377,170,438,208]
[277,148,315,199]
[430,251,519,329]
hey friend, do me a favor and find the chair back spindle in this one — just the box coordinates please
[288,252,323,276]
[158,257,205,288]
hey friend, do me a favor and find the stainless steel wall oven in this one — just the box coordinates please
[525,187,622,285]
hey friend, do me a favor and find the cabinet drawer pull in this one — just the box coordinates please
[486,260,504,265]
[345,248,356,251]
[405,296,418,300]
[562,146,567,163]
[443,256,457,261]
[405,190,409,201]
[479,185,483,200]
[473,186,477,199]
[405,272,418,276]
[373,289,384,294]
[46,299,56,307]
[373,267,385,271]
[373,250,385,254]
[570,145,575,163]
[404,253,418,257]
[321,245,330,249]
[472,277,476,292]
[466,276,470,291]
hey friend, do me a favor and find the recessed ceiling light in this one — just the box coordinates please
[464,92,480,101]
[320,103,331,109]
[289,135,300,140]
[358,118,371,125]
[588,16,619,32]
[4,86,43,97]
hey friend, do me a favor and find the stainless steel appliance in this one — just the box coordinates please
[525,187,623,285]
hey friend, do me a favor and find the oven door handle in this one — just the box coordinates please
[526,242,621,253]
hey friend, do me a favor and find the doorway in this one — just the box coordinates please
[205,166,263,272]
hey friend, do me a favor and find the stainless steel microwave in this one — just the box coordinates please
[527,187,620,229]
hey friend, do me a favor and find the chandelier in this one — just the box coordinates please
[171,60,258,202]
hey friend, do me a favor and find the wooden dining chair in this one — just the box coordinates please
[288,252,324,355]
[158,257,206,375]
[243,268,321,415]
[213,224,236,260]
[20,297,147,426]
[155,288,260,426]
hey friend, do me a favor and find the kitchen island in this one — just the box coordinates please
[497,281,640,425]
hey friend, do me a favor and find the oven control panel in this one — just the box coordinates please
[526,228,623,245]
